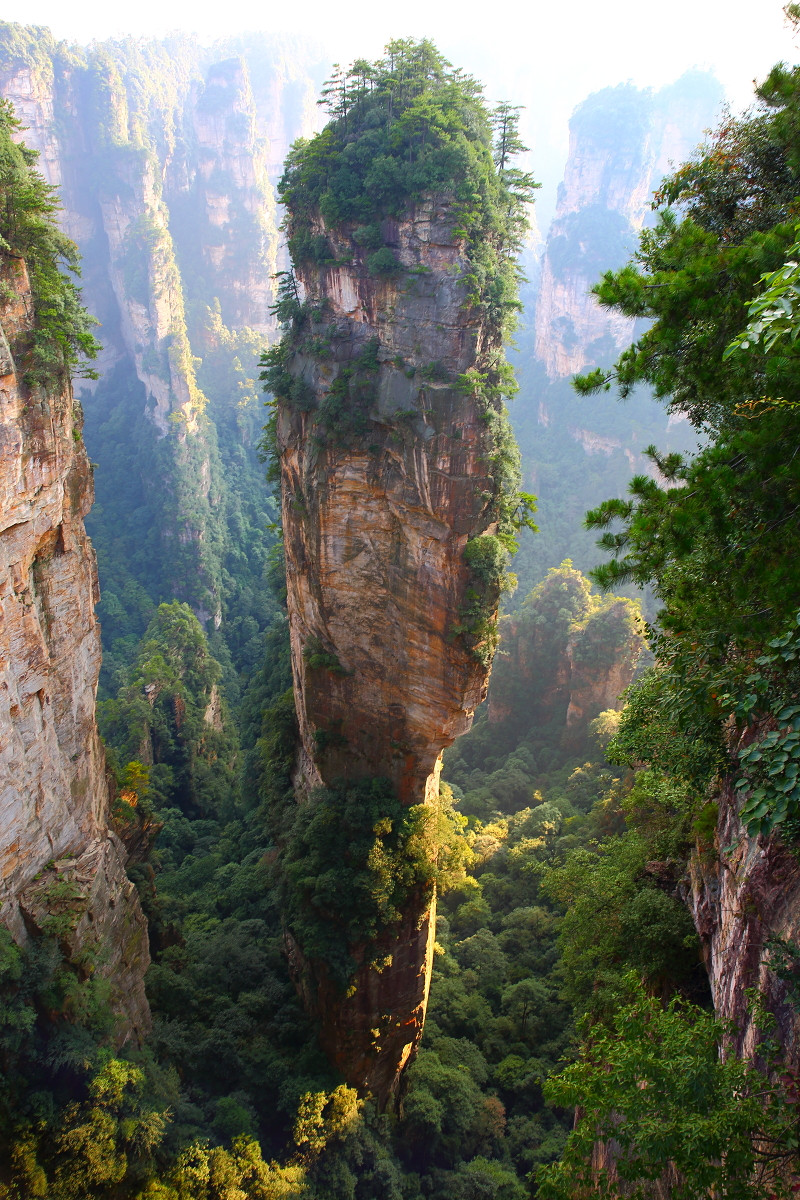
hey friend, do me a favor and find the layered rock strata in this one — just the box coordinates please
[689,774,800,1073]
[277,197,507,1103]
[0,257,150,1042]
[0,26,325,639]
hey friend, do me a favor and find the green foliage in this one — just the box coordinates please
[733,612,800,837]
[537,976,798,1200]
[454,365,538,550]
[454,535,518,666]
[604,613,800,842]
[584,421,800,651]
[277,779,470,985]
[724,222,800,361]
[572,56,800,854]
[543,833,701,1017]
[302,637,349,676]
[0,99,99,388]
[314,336,380,442]
[446,368,537,664]
[607,661,726,793]
[280,40,534,289]
[270,270,303,327]
[0,921,180,1200]
[365,247,401,276]
[260,330,380,457]
[0,21,62,79]
[99,602,239,819]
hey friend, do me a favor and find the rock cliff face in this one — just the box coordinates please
[0,42,249,625]
[484,564,643,737]
[180,57,277,333]
[534,74,723,380]
[277,197,508,1103]
[0,25,326,662]
[563,602,644,732]
[488,596,643,735]
[0,256,150,1042]
[689,775,800,1073]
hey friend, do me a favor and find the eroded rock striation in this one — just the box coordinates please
[0,256,150,1043]
[0,25,326,644]
[274,192,518,1102]
[281,199,502,806]
[689,771,800,1073]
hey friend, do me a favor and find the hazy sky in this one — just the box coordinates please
[3,0,797,226]
[8,0,793,98]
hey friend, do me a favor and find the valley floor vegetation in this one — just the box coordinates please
[3,23,800,1200]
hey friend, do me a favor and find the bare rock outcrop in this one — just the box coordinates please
[277,196,510,1104]
[689,775,800,1072]
[0,256,150,1042]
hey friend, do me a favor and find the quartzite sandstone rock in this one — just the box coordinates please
[278,196,507,1104]
[0,256,150,1042]
[689,769,800,1073]
[487,596,643,736]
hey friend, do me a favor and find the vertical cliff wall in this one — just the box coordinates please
[282,201,503,808]
[534,73,723,381]
[689,777,800,1074]
[0,24,327,679]
[0,255,149,1042]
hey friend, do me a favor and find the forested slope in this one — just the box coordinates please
[0,23,328,697]
[1,17,799,1200]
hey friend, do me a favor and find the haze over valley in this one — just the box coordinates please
[0,6,799,1197]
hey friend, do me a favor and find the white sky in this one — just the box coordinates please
[2,0,797,226]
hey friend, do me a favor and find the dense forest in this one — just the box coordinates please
[1,15,800,1200]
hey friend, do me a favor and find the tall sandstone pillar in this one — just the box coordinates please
[276,195,510,1104]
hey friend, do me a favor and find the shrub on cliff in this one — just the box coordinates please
[0,99,99,388]
[278,38,536,333]
[537,976,799,1200]
[277,778,472,986]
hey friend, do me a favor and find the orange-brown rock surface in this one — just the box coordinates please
[277,196,507,1104]
[689,770,800,1073]
[285,893,437,1103]
[0,256,150,1043]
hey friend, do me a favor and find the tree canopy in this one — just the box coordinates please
[575,40,800,839]
[0,98,99,387]
[278,38,536,318]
